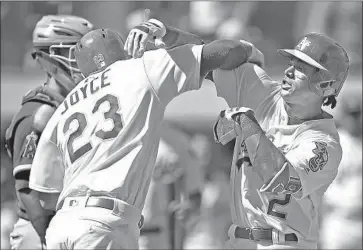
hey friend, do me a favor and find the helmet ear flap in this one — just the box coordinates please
[319,80,335,89]
[319,80,336,97]
[310,69,338,97]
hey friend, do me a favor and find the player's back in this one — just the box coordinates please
[45,44,204,211]
[53,58,165,209]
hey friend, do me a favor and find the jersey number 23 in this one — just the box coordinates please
[63,94,123,163]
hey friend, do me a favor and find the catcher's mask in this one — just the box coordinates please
[32,15,94,93]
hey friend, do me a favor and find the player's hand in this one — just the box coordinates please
[224,107,256,123]
[226,107,259,135]
[214,107,259,144]
[214,107,254,145]
[124,18,167,58]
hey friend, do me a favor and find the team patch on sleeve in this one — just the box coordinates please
[306,141,328,173]
[22,131,39,159]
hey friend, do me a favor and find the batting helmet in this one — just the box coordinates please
[74,29,127,77]
[32,15,94,93]
[278,32,349,97]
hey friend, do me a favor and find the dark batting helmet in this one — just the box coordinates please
[74,29,127,77]
[278,32,349,97]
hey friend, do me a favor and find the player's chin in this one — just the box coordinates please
[280,88,294,99]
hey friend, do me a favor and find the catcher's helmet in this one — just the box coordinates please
[74,29,127,77]
[278,33,349,97]
[32,15,94,93]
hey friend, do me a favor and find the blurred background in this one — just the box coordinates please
[1,1,362,249]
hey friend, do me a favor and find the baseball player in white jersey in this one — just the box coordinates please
[28,19,260,249]
[212,33,350,249]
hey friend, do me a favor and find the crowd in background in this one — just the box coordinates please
[1,1,362,249]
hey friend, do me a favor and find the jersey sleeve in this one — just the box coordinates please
[143,44,204,104]
[11,116,41,191]
[212,62,279,109]
[285,137,342,200]
[29,117,64,194]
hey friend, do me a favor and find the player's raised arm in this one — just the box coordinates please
[142,40,258,105]
[125,18,204,58]
[124,18,264,70]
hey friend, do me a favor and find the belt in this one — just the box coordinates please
[234,227,298,242]
[58,196,144,228]
[58,197,116,211]
[140,226,162,235]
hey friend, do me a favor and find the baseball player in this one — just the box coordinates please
[28,19,260,249]
[212,33,349,249]
[140,122,205,250]
[5,15,93,249]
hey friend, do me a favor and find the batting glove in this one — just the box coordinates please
[214,107,262,144]
[124,19,167,58]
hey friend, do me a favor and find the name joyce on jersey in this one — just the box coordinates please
[60,68,111,115]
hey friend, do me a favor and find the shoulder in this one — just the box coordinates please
[32,104,56,132]
[12,103,55,146]
[296,123,343,163]
[107,58,146,78]
[142,48,169,71]
[6,101,43,145]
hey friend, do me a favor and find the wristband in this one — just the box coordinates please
[147,19,167,37]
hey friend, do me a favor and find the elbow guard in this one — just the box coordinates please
[260,161,302,195]
[239,40,265,68]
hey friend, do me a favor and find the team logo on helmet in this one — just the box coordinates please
[297,37,311,51]
[22,131,39,159]
[93,54,106,69]
[307,141,328,173]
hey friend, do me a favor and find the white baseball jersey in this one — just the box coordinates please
[213,63,342,248]
[29,44,204,211]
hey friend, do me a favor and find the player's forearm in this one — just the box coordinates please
[228,110,301,194]
[244,134,302,194]
[19,188,54,242]
[245,133,287,181]
[162,26,204,49]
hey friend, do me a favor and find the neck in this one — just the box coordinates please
[284,101,323,125]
